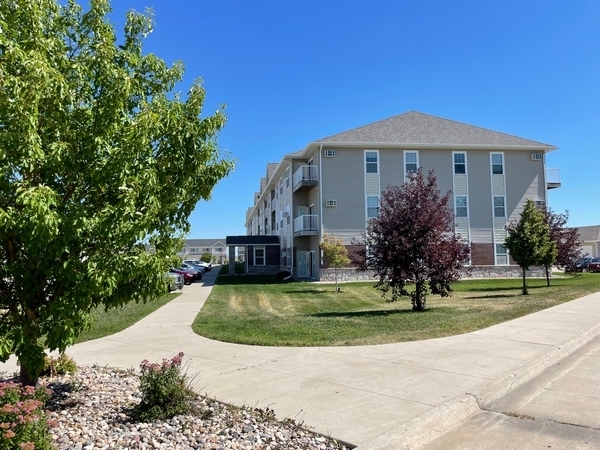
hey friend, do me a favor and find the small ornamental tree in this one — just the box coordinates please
[542,207,584,280]
[201,252,212,263]
[320,234,350,292]
[355,169,470,311]
[0,0,235,385]
[505,200,557,294]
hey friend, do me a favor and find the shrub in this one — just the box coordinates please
[274,270,292,280]
[134,352,196,421]
[43,354,77,376]
[0,381,53,450]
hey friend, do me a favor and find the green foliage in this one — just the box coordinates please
[320,234,350,292]
[0,0,234,384]
[0,381,53,450]
[43,354,77,376]
[505,200,557,294]
[134,352,196,421]
[201,252,212,263]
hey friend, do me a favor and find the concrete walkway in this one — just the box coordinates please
[2,268,599,449]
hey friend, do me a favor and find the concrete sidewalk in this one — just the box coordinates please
[2,268,599,449]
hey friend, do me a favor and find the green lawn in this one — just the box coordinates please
[191,274,600,346]
[75,292,180,343]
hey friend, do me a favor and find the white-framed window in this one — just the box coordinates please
[454,153,466,174]
[365,151,378,174]
[455,196,468,217]
[254,247,265,266]
[404,151,418,174]
[494,196,506,217]
[367,196,379,218]
[491,153,504,175]
[496,243,508,265]
[324,149,335,157]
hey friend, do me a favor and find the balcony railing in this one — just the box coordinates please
[546,168,561,189]
[292,165,318,192]
[294,214,319,236]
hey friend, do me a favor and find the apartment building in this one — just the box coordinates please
[179,239,227,264]
[244,111,560,279]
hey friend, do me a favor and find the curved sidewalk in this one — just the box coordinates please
[2,268,599,449]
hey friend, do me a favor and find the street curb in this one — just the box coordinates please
[370,321,600,450]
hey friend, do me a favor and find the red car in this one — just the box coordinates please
[169,268,195,285]
[587,258,600,273]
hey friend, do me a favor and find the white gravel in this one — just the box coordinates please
[2,365,351,450]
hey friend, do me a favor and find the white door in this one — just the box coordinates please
[298,251,310,278]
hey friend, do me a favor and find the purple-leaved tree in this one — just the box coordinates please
[353,169,470,311]
[542,207,584,281]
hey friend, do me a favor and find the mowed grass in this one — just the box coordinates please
[74,292,181,343]
[191,274,600,346]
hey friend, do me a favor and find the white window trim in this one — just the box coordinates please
[363,149,381,224]
[254,246,265,266]
[403,150,419,175]
[364,149,379,174]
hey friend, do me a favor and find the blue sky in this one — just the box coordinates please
[108,0,600,238]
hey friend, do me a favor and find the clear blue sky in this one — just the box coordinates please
[108,0,600,238]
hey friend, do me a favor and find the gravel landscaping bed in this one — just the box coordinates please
[1,365,350,450]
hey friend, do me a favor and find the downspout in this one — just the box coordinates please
[318,145,323,281]
[288,160,294,276]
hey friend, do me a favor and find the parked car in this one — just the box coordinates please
[180,263,204,279]
[169,268,195,285]
[570,257,593,273]
[184,259,212,271]
[165,272,184,291]
[586,257,600,273]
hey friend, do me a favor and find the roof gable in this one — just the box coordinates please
[314,111,555,149]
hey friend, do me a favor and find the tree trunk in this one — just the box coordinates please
[522,267,528,295]
[19,363,38,387]
[335,268,339,292]
[412,280,427,311]
[545,265,551,287]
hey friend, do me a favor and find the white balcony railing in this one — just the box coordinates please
[294,214,319,235]
[293,165,318,190]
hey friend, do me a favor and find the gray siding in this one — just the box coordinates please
[467,151,493,243]
[419,150,453,194]
[379,149,404,190]
[504,151,546,222]
[321,148,365,243]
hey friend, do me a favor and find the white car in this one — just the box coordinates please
[184,260,212,271]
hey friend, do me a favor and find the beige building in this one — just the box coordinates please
[179,239,227,264]
[245,111,560,279]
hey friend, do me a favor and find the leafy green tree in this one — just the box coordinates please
[201,252,212,263]
[0,0,234,385]
[320,234,350,292]
[505,200,557,295]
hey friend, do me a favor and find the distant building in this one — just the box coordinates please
[577,225,600,258]
[179,239,227,264]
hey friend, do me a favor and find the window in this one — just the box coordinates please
[215,247,222,252]
[454,153,466,174]
[494,196,505,217]
[367,196,379,218]
[325,199,337,207]
[496,244,508,265]
[492,153,503,175]
[324,150,335,157]
[254,247,265,266]
[405,151,418,174]
[285,177,289,187]
[455,196,468,217]
[365,151,378,173]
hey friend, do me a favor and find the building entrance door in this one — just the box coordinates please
[298,251,310,278]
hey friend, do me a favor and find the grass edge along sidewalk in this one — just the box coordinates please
[192,273,600,346]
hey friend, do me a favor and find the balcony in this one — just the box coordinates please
[294,214,319,237]
[546,168,561,189]
[292,165,318,192]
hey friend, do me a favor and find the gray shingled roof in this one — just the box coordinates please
[315,111,554,148]
[266,163,278,181]
[577,225,600,242]
[184,239,226,247]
